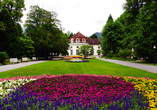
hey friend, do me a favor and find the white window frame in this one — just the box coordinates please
[82,38,86,43]
[71,39,74,43]
[76,38,80,43]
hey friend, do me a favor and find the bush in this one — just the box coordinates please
[0,52,9,63]
[2,59,10,65]
[133,56,138,60]
[113,54,119,57]
[106,51,113,57]
[38,57,45,60]
[118,49,132,59]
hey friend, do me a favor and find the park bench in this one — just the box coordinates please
[22,57,28,62]
[32,57,37,61]
[10,58,18,64]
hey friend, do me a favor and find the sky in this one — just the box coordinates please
[21,0,126,37]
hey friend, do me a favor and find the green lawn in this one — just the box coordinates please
[129,61,157,66]
[0,59,157,79]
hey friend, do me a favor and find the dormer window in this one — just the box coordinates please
[71,39,74,43]
[82,38,86,43]
[76,38,80,43]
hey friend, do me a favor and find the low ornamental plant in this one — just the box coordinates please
[0,88,149,110]
[0,74,153,109]
[0,79,36,98]
[21,75,135,105]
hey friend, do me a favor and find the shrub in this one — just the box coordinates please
[113,54,119,57]
[0,52,9,63]
[38,57,45,60]
[106,51,113,57]
[133,56,138,60]
[2,59,10,65]
[118,49,132,59]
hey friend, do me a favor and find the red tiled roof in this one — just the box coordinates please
[88,39,101,45]
[71,32,87,38]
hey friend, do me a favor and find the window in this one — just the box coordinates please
[77,46,79,48]
[71,50,73,55]
[71,39,74,43]
[71,46,72,48]
[76,50,79,55]
[76,38,80,43]
[82,38,85,43]
[98,46,100,49]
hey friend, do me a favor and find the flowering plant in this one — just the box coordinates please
[0,74,153,109]
[0,79,36,98]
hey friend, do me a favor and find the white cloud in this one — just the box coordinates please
[21,0,126,36]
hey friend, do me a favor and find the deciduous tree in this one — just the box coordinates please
[79,45,94,58]
[0,0,25,57]
[24,5,69,59]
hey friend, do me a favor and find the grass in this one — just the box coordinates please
[129,60,157,66]
[103,56,136,61]
[0,59,157,79]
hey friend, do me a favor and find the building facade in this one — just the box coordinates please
[67,32,101,56]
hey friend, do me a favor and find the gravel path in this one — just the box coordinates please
[0,61,46,72]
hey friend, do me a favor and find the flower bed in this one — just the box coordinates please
[65,55,89,62]
[0,74,156,109]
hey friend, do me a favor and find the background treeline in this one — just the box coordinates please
[0,0,69,61]
[101,0,157,62]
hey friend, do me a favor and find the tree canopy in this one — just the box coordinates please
[0,0,25,57]
[64,31,74,39]
[101,0,157,62]
[89,34,98,39]
[101,14,123,55]
[79,45,94,58]
[24,5,69,58]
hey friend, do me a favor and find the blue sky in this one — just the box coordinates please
[21,0,126,37]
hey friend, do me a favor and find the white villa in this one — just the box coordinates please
[67,32,101,56]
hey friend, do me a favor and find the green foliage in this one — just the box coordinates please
[64,31,74,39]
[24,5,69,58]
[106,14,113,23]
[18,35,35,58]
[113,54,119,57]
[97,50,102,55]
[79,45,94,58]
[106,51,113,58]
[2,59,10,65]
[120,0,157,62]
[101,14,123,56]
[89,34,98,39]
[118,49,132,59]
[0,52,9,63]
[0,0,25,58]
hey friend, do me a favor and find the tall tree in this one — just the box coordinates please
[64,31,74,39]
[0,0,25,57]
[121,0,144,48]
[106,14,113,23]
[101,14,123,55]
[129,1,157,62]
[24,5,69,58]
[89,34,98,39]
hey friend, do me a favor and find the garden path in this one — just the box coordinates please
[98,58,157,73]
[0,61,46,72]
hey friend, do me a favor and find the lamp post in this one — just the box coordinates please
[153,45,156,65]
